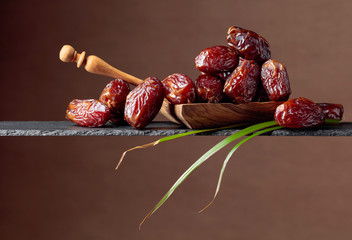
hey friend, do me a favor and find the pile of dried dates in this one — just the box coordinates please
[66,26,343,129]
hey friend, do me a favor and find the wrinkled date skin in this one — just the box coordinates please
[261,59,291,101]
[99,79,130,124]
[195,46,239,74]
[275,97,324,128]
[196,74,224,103]
[317,103,344,120]
[227,26,271,62]
[162,73,196,104]
[66,99,111,127]
[223,58,260,104]
[124,77,164,129]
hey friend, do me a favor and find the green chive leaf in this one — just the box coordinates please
[199,125,282,213]
[116,124,246,170]
[139,120,278,229]
[324,118,341,125]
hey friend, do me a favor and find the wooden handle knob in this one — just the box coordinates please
[59,45,143,86]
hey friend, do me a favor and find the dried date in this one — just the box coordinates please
[124,77,164,129]
[275,97,324,128]
[317,103,344,120]
[227,26,271,62]
[66,99,111,127]
[261,59,291,101]
[223,58,260,104]
[195,46,238,74]
[162,73,196,104]
[99,79,130,124]
[195,74,224,103]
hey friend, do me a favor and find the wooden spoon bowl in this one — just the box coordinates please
[59,45,283,129]
[161,101,283,129]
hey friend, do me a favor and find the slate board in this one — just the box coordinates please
[0,121,351,136]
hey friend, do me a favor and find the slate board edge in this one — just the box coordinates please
[0,121,351,136]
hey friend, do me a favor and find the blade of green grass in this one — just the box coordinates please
[139,120,278,229]
[115,123,246,170]
[324,118,341,125]
[199,125,282,213]
[199,118,341,212]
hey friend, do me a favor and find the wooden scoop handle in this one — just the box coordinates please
[59,45,144,86]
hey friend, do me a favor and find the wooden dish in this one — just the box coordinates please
[160,101,283,129]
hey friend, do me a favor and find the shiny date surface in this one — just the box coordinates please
[99,79,130,124]
[195,46,238,74]
[162,73,196,104]
[66,99,111,127]
[261,59,291,101]
[317,103,344,120]
[224,58,260,104]
[275,97,324,128]
[227,26,271,62]
[195,74,224,103]
[124,77,164,129]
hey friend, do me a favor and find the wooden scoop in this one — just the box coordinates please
[59,45,143,85]
[59,45,282,129]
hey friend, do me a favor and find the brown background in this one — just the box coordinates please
[1,0,352,239]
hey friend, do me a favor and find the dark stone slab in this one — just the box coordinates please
[0,121,351,136]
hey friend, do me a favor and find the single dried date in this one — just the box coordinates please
[195,74,224,103]
[261,59,291,101]
[275,97,324,128]
[66,99,111,127]
[317,103,344,120]
[124,77,164,129]
[99,79,130,124]
[223,58,260,104]
[162,73,196,104]
[227,26,271,62]
[195,46,238,74]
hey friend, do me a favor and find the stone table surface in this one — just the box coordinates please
[0,121,351,136]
